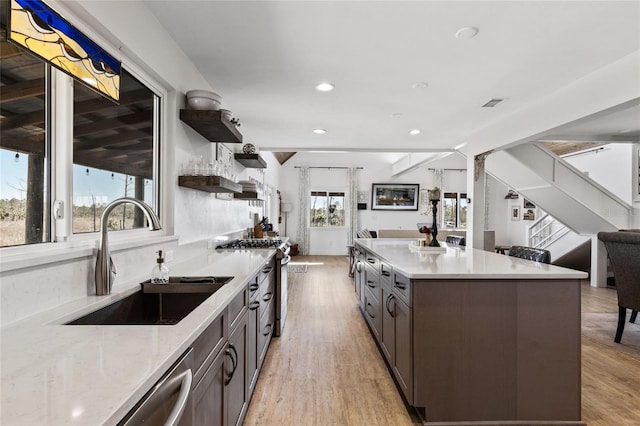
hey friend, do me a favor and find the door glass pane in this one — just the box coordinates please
[0,43,49,247]
[72,69,156,233]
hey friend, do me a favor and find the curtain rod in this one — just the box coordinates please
[427,168,466,171]
[561,147,605,159]
[294,166,364,169]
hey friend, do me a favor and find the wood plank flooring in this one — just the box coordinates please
[244,256,640,425]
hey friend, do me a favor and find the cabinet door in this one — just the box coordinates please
[363,286,380,340]
[227,315,248,426]
[258,299,274,366]
[354,260,363,304]
[247,296,260,397]
[193,347,225,426]
[380,285,395,362]
[393,297,413,404]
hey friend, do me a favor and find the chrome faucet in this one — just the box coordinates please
[95,197,162,295]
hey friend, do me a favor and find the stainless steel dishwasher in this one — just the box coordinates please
[118,348,194,426]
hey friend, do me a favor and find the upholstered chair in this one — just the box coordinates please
[508,246,551,264]
[597,231,640,343]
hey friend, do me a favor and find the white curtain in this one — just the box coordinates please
[347,167,358,245]
[296,166,310,255]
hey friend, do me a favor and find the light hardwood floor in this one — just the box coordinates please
[244,256,640,425]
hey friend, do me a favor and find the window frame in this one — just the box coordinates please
[0,22,169,258]
[309,189,346,228]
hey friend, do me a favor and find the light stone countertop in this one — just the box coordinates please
[0,248,276,426]
[355,238,588,279]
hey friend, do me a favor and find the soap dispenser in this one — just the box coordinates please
[151,250,169,284]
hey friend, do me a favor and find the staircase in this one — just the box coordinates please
[486,142,632,235]
[528,213,590,265]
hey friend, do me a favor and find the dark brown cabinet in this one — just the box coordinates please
[191,285,249,426]
[246,274,260,396]
[381,282,413,403]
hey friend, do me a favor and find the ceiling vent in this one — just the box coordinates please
[482,98,504,108]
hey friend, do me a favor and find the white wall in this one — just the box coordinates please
[563,143,634,204]
[279,152,468,254]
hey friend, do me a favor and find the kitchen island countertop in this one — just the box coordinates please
[354,238,588,280]
[1,248,276,426]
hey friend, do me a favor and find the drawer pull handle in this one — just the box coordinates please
[224,343,238,385]
[366,302,376,319]
[366,281,376,288]
[262,291,273,302]
[249,300,260,311]
[394,282,406,290]
[385,294,396,318]
[263,323,273,336]
[381,271,390,277]
[249,283,259,291]
[367,258,375,264]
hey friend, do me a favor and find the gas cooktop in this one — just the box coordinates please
[216,239,284,250]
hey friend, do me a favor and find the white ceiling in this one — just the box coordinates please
[144,1,640,153]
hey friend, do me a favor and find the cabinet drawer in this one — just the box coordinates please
[228,287,248,333]
[192,312,225,386]
[363,286,380,340]
[259,258,275,283]
[392,271,411,306]
[259,283,274,320]
[364,264,380,301]
[380,261,393,284]
[364,252,379,270]
[248,274,260,301]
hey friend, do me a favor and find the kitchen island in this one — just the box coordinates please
[353,238,588,425]
[0,248,276,426]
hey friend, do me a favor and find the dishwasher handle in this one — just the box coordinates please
[164,369,192,426]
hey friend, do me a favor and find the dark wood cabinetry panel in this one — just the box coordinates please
[193,348,226,426]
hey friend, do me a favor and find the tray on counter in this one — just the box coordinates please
[408,241,447,253]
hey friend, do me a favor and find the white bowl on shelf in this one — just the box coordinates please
[186,90,222,110]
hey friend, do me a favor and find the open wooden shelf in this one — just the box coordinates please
[234,153,267,168]
[179,109,242,143]
[178,175,242,193]
[234,191,263,200]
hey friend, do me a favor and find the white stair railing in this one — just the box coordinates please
[528,213,570,249]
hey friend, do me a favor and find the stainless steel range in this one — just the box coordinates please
[217,239,290,336]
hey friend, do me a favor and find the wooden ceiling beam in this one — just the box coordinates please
[0,131,45,155]
[73,111,151,137]
[1,88,150,130]
[74,129,152,151]
[0,79,45,103]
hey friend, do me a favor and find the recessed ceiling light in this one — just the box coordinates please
[412,82,429,89]
[455,26,479,40]
[313,129,327,134]
[315,82,335,92]
[391,112,403,118]
[409,129,421,135]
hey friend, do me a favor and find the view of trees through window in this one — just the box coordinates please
[72,70,156,234]
[310,191,345,227]
[0,44,49,247]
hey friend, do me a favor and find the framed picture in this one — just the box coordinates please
[523,209,535,220]
[511,206,520,220]
[523,199,536,209]
[371,183,419,210]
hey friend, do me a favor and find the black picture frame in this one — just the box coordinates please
[371,183,419,210]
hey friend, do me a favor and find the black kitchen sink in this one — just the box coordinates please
[66,276,233,326]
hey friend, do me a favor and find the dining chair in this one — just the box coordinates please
[597,230,640,343]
